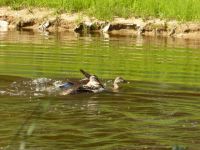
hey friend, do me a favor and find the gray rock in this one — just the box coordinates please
[74,23,84,33]
[74,22,99,33]
[39,21,51,31]
[0,20,8,28]
[137,25,145,35]
[169,27,176,36]
[0,20,8,31]
[101,22,110,33]
[16,19,35,29]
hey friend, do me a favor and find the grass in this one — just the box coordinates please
[0,0,200,21]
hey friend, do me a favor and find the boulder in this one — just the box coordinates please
[39,21,50,31]
[16,19,35,29]
[101,22,110,33]
[0,20,8,31]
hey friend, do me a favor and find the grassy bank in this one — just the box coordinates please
[0,0,200,21]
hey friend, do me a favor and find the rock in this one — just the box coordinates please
[187,23,200,32]
[74,23,84,33]
[102,32,110,39]
[39,21,51,31]
[167,20,178,28]
[169,27,176,36]
[109,23,136,31]
[143,22,153,31]
[84,21,93,27]
[0,90,6,95]
[154,19,166,26]
[101,22,110,33]
[133,18,145,29]
[89,22,101,31]
[74,22,90,33]
[0,20,8,31]
[83,21,96,31]
[74,21,100,33]
[131,18,146,35]
[16,19,35,29]
[137,26,145,35]
[0,20,8,28]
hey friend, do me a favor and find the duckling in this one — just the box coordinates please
[112,77,127,92]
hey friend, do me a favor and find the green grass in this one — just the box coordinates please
[0,0,200,21]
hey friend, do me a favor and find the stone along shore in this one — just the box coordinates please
[0,7,200,39]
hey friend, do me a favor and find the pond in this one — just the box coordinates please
[0,31,200,150]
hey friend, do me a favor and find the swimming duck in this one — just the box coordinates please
[113,77,127,90]
[82,75,105,93]
[111,76,127,92]
[59,69,104,95]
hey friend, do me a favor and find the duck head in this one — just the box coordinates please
[113,77,127,89]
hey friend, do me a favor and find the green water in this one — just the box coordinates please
[0,31,200,150]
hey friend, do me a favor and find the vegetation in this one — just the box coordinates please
[0,0,200,21]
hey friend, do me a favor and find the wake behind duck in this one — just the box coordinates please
[0,69,127,97]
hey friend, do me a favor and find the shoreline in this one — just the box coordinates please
[0,7,200,39]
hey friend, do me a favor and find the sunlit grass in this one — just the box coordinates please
[0,0,200,20]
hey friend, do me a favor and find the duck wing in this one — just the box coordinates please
[76,86,94,93]
[80,69,104,88]
[59,81,74,89]
[80,69,91,78]
[59,81,87,95]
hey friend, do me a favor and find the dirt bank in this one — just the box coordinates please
[0,7,200,39]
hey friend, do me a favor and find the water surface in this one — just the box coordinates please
[0,31,200,150]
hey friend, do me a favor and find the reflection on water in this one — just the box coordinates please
[0,31,200,150]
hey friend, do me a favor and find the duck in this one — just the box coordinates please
[113,77,127,89]
[59,69,91,90]
[59,69,104,95]
[82,75,105,93]
[79,75,127,93]
[112,76,127,92]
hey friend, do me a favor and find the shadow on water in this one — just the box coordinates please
[0,31,200,149]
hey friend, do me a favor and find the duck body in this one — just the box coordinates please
[59,70,105,95]
[59,80,93,95]
[82,75,105,92]
[59,82,74,89]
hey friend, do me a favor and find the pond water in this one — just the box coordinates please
[0,31,200,150]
